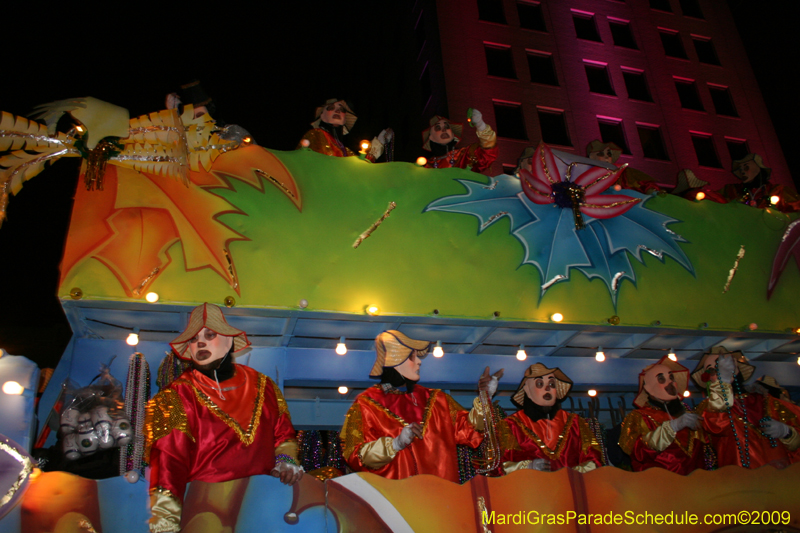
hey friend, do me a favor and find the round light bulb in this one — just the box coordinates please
[338,386,349,395]
[145,292,159,303]
[695,191,706,201]
[595,351,605,362]
[551,313,563,322]
[516,348,527,361]
[416,156,428,166]
[300,139,311,148]
[360,141,370,151]
[126,333,139,346]
[770,195,780,205]
[2,381,24,395]
[797,356,800,366]
[668,352,677,361]
[588,389,597,397]
[336,342,347,355]
[683,390,691,398]
[433,343,444,358]
[366,305,379,316]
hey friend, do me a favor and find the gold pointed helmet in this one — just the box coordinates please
[369,330,431,378]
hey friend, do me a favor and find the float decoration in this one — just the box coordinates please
[767,219,800,299]
[425,143,694,306]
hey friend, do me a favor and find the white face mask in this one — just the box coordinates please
[321,102,347,126]
[395,353,421,381]
[187,327,233,366]
[643,364,679,402]
[429,120,453,145]
[524,373,557,406]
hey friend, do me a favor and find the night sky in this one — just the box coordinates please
[0,0,796,368]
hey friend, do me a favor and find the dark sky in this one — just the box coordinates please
[0,0,796,368]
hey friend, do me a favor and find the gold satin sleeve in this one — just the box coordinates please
[149,487,182,533]
[498,419,522,452]
[358,437,397,469]
[341,402,364,462]
[573,460,598,473]
[781,427,800,451]
[468,396,485,432]
[144,389,194,463]
[618,411,648,455]
[705,381,734,411]
[275,439,300,462]
[269,378,291,420]
[502,459,532,474]
[642,421,676,452]
[476,124,497,149]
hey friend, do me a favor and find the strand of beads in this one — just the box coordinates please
[759,417,778,448]
[716,359,750,468]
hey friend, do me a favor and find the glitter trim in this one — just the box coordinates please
[363,389,439,436]
[509,412,576,461]
[0,440,33,507]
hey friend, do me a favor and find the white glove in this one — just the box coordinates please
[486,376,499,397]
[377,128,394,144]
[271,461,304,485]
[716,356,736,383]
[165,92,181,110]
[762,419,792,439]
[527,458,551,471]
[470,108,486,131]
[393,423,421,452]
[669,412,701,432]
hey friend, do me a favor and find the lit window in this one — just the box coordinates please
[494,101,528,140]
[538,107,571,146]
[691,133,721,168]
[484,44,517,79]
[598,118,630,154]
[679,0,704,19]
[609,19,638,49]
[527,51,558,86]
[585,62,615,95]
[674,78,704,111]
[660,29,688,59]
[573,11,601,42]
[708,85,737,117]
[517,1,546,31]
[478,0,507,24]
[693,36,720,65]
[725,138,749,162]
[637,124,669,160]
[622,68,652,102]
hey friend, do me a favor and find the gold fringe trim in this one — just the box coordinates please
[144,389,194,462]
[509,413,576,461]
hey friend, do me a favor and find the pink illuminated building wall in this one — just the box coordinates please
[414,0,792,190]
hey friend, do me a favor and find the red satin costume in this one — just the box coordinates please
[619,406,706,474]
[145,365,297,504]
[341,385,483,482]
[424,143,498,173]
[298,128,378,162]
[500,410,604,471]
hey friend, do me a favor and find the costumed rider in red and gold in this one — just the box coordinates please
[619,356,707,474]
[144,303,302,532]
[586,140,661,194]
[717,154,800,212]
[499,364,604,473]
[297,98,392,162]
[693,346,800,469]
[422,109,498,172]
[340,330,503,481]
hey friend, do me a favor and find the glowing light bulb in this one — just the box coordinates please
[2,381,23,395]
[588,389,597,397]
[797,356,800,366]
[336,337,347,355]
[74,125,85,133]
[366,305,379,316]
[770,195,780,205]
[0,348,4,357]
[126,331,139,346]
[433,341,444,358]
[695,191,706,201]
[360,140,370,152]
[338,386,349,394]
[145,292,159,303]
[516,345,527,361]
[551,313,563,322]
[668,349,677,361]
[613,184,622,191]
[300,139,311,148]
[595,349,605,362]
[416,156,427,166]
[683,390,691,398]
[242,136,252,144]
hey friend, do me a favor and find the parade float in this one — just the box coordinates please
[1,97,800,532]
